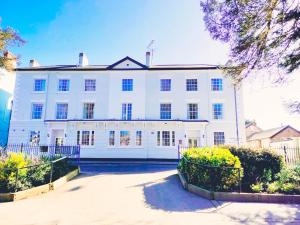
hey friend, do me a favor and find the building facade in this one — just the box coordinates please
[8,53,245,158]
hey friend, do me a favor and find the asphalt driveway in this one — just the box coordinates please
[0,163,299,225]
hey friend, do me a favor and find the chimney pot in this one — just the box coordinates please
[79,52,88,66]
[29,59,40,67]
[146,51,151,66]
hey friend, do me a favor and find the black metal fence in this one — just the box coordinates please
[0,156,77,193]
[271,146,300,167]
[2,144,80,162]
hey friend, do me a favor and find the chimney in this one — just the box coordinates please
[146,51,151,66]
[3,51,17,70]
[29,59,40,67]
[79,52,88,66]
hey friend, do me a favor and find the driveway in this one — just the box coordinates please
[0,163,299,225]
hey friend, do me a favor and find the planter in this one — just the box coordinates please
[0,168,79,202]
[177,169,300,204]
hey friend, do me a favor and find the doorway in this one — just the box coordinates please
[188,137,200,148]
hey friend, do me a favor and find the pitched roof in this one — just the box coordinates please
[247,125,300,141]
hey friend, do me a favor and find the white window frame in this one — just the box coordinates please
[33,79,46,92]
[56,103,68,120]
[31,103,44,120]
[156,130,176,147]
[58,79,70,92]
[187,103,198,120]
[77,130,95,147]
[186,79,198,91]
[83,103,95,119]
[214,132,225,145]
[212,103,223,120]
[84,79,96,92]
[120,130,130,146]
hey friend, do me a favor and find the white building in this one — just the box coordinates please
[8,53,245,159]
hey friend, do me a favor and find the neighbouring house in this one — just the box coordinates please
[246,125,300,149]
[245,120,263,140]
[0,52,16,147]
[8,52,246,159]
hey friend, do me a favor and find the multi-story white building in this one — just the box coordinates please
[8,53,245,159]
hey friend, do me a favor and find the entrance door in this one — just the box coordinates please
[55,137,64,146]
[188,138,200,148]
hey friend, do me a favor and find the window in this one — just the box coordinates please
[172,131,175,146]
[91,131,95,146]
[29,131,40,145]
[58,79,70,92]
[186,79,197,91]
[31,103,43,119]
[120,131,130,146]
[136,131,142,146]
[213,103,223,120]
[34,79,46,92]
[160,79,171,91]
[160,103,171,119]
[214,132,225,145]
[83,103,94,119]
[162,131,170,146]
[56,103,68,119]
[211,78,223,91]
[187,103,198,120]
[109,131,115,146]
[85,79,96,91]
[81,131,90,145]
[122,103,132,120]
[122,79,133,91]
[157,131,160,146]
[77,131,80,145]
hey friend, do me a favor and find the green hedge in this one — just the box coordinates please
[178,147,242,191]
[228,146,284,192]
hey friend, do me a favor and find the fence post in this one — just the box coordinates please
[14,168,19,193]
[50,161,54,184]
[284,146,287,164]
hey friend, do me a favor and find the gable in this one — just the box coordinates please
[107,56,147,70]
[271,126,300,141]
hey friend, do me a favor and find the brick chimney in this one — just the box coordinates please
[3,51,17,70]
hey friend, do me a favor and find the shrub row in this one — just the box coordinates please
[178,147,242,191]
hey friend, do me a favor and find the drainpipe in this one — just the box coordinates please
[44,73,50,145]
[234,84,240,146]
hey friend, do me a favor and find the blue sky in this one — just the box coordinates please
[2,0,300,130]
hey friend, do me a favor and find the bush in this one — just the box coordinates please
[228,146,284,192]
[178,147,242,191]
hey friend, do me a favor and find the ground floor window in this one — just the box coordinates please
[29,131,40,145]
[214,132,225,145]
[77,130,95,146]
[109,131,115,146]
[136,131,142,146]
[120,131,130,146]
[157,131,175,147]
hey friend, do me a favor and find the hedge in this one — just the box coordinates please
[228,146,284,192]
[178,147,242,191]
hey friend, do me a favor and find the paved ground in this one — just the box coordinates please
[0,163,300,225]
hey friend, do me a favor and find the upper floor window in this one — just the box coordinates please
[34,79,46,92]
[120,131,130,146]
[211,78,223,91]
[213,103,223,120]
[31,103,43,119]
[83,103,94,119]
[160,79,171,91]
[186,79,197,91]
[85,79,96,91]
[122,79,133,91]
[214,132,225,145]
[187,103,198,120]
[58,79,70,92]
[122,103,132,120]
[56,103,68,119]
[160,103,171,119]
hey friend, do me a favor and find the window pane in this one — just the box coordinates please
[121,103,132,120]
[162,131,170,146]
[186,79,197,91]
[83,103,94,119]
[214,132,225,145]
[136,131,142,146]
[122,79,133,91]
[157,131,160,146]
[172,131,175,146]
[34,79,46,92]
[160,103,171,119]
[31,103,43,119]
[213,103,223,120]
[56,103,68,119]
[58,79,70,91]
[120,131,130,146]
[211,78,223,91]
[187,103,198,119]
[81,131,90,145]
[109,131,115,146]
[77,131,80,145]
[160,79,171,91]
[85,79,96,91]
[91,131,95,146]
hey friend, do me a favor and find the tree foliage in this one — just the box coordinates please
[200,0,300,83]
[0,19,25,70]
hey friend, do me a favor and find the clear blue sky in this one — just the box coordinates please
[1,0,299,130]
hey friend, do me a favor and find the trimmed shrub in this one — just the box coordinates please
[178,147,242,191]
[228,146,284,192]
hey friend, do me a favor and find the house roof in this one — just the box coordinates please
[15,56,220,71]
[247,125,300,141]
